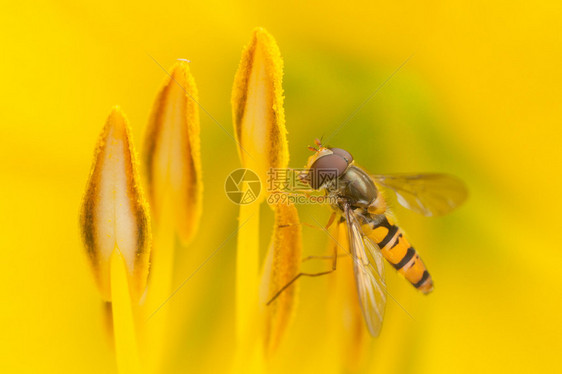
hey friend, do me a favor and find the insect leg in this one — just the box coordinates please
[266,237,338,306]
[278,220,332,231]
[325,211,336,229]
[277,222,320,231]
[302,254,346,262]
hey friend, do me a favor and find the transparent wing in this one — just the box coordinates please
[344,203,387,337]
[372,173,468,217]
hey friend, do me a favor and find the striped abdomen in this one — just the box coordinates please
[363,215,433,293]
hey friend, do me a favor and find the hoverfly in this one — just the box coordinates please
[285,139,467,336]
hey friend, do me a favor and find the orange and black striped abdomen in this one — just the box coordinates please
[364,215,433,293]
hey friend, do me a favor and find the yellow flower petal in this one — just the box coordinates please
[144,60,203,244]
[80,107,151,301]
[232,28,298,369]
[260,202,302,356]
[232,27,289,194]
[329,222,368,371]
[142,61,204,372]
[110,248,142,374]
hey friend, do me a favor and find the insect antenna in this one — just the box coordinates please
[314,137,322,147]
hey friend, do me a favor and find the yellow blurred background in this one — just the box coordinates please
[1,1,561,373]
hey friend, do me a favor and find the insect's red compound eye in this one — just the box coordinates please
[328,147,353,164]
[308,154,348,189]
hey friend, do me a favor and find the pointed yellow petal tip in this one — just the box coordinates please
[145,61,203,244]
[80,108,152,302]
[260,202,302,356]
[232,27,289,197]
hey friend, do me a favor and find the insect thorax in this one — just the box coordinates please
[326,165,378,211]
